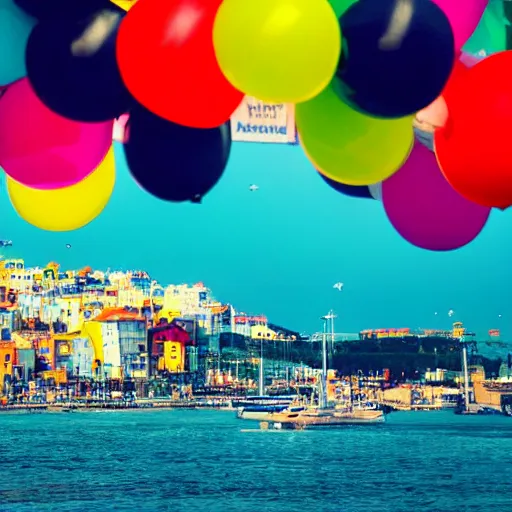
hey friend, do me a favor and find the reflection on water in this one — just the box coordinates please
[0,410,511,512]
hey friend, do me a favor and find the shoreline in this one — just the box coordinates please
[0,401,236,414]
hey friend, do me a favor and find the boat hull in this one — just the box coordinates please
[237,405,304,421]
[238,410,275,421]
[264,409,385,430]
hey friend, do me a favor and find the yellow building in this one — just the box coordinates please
[251,325,277,340]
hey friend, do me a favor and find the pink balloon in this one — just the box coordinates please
[0,78,113,190]
[383,142,490,251]
[432,0,488,51]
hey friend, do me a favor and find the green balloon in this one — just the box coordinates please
[463,0,507,56]
[296,80,414,186]
[329,0,358,17]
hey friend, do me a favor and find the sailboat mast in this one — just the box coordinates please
[461,337,470,412]
[330,309,335,362]
[258,334,264,396]
[321,317,328,409]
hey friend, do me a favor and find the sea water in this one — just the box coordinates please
[0,410,511,512]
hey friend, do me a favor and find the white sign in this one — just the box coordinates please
[230,97,297,144]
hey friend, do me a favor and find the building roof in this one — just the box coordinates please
[93,308,144,322]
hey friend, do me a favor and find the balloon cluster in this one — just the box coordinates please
[0,0,235,231]
[0,0,504,253]
[305,0,506,252]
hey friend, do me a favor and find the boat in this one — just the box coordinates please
[263,407,385,430]
[232,395,299,409]
[235,395,303,420]
[259,312,385,430]
[237,404,306,421]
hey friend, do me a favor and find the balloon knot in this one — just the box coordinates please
[191,194,202,204]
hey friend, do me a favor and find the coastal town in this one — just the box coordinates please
[0,257,511,419]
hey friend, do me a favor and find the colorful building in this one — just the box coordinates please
[0,258,274,398]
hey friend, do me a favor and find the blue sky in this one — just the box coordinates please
[1,141,510,338]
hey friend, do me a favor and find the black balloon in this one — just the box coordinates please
[15,0,110,21]
[25,4,132,122]
[319,173,374,199]
[124,105,232,203]
[336,0,455,118]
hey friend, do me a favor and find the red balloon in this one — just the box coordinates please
[116,0,244,128]
[435,51,512,210]
[442,59,468,106]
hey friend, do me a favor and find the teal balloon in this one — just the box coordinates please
[0,0,36,85]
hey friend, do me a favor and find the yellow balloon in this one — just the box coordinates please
[7,147,115,232]
[110,0,137,11]
[296,81,414,186]
[213,0,341,103]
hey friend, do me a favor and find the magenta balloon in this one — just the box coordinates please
[431,0,487,51]
[383,142,490,251]
[0,78,112,189]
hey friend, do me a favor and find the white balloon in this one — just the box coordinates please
[368,182,382,201]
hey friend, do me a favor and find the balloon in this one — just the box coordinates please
[383,143,490,251]
[463,0,506,57]
[413,127,434,152]
[26,5,131,122]
[7,146,116,232]
[435,51,512,209]
[318,172,374,199]
[14,0,109,20]
[124,104,232,203]
[329,0,357,17]
[368,182,382,201]
[213,0,341,103]
[111,0,137,10]
[432,0,488,51]
[296,80,413,186]
[113,114,130,143]
[0,78,113,190]
[413,59,469,151]
[442,60,471,106]
[336,0,455,118]
[0,0,36,86]
[414,96,448,132]
[116,0,242,129]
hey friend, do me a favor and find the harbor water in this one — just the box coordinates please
[1,410,511,512]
